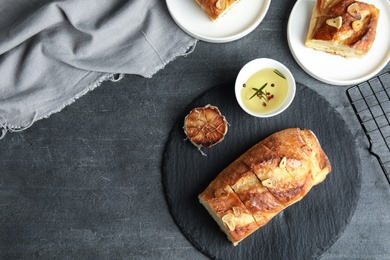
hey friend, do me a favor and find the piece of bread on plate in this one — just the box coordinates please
[305,0,380,58]
[195,0,240,21]
[198,128,332,246]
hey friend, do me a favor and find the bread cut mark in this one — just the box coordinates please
[198,164,262,245]
[216,163,273,227]
[199,182,259,246]
[228,170,285,227]
[238,143,299,206]
[247,134,314,207]
[214,160,286,228]
[255,136,308,185]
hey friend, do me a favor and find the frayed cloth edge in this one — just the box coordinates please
[0,72,119,139]
[0,39,197,138]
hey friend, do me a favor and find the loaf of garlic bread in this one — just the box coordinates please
[198,128,331,245]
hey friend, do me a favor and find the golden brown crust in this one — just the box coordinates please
[305,0,380,58]
[198,128,331,245]
[195,0,240,21]
[199,181,259,245]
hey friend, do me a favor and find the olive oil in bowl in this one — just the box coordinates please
[235,58,296,118]
[241,68,288,114]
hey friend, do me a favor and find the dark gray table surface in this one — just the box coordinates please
[1,1,389,259]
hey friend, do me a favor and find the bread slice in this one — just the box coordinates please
[195,0,240,21]
[305,0,380,58]
[198,128,331,246]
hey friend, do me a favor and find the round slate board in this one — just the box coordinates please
[162,83,361,260]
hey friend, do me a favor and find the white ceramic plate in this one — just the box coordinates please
[166,0,271,43]
[287,0,390,86]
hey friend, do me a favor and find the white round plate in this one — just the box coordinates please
[287,0,390,86]
[166,0,271,43]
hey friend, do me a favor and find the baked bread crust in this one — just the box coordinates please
[195,0,240,21]
[198,128,331,245]
[305,0,380,58]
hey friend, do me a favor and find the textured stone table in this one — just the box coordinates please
[1,0,389,259]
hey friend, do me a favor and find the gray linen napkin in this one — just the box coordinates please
[0,0,197,137]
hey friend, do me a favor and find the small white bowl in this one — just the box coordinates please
[235,58,296,118]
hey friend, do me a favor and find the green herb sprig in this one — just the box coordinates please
[249,83,267,100]
[274,69,286,79]
[247,69,285,103]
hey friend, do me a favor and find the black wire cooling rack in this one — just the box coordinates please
[347,71,390,184]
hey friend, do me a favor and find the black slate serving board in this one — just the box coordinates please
[162,83,361,260]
